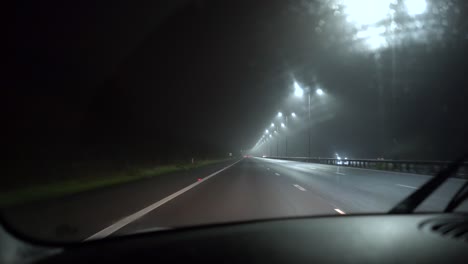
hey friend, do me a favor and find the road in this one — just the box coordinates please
[3,158,468,241]
[114,157,467,236]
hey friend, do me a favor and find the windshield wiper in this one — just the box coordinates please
[389,155,467,214]
[444,180,468,212]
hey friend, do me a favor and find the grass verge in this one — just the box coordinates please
[0,159,231,208]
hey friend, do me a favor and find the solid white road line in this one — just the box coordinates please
[396,184,417,189]
[84,159,242,241]
[293,184,307,191]
[275,173,280,176]
[293,165,316,170]
[334,209,346,215]
[335,172,345,175]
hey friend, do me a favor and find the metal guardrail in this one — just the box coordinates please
[262,156,468,179]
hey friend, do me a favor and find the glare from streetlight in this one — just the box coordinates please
[342,0,391,27]
[294,81,304,97]
[316,88,324,96]
[281,123,285,128]
[291,112,296,117]
[269,134,272,138]
[355,25,388,50]
[278,112,283,117]
[405,0,427,16]
[265,129,269,134]
[271,123,275,127]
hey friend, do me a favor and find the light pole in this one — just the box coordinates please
[277,112,285,157]
[271,122,280,157]
[265,130,272,157]
[269,134,273,156]
[294,81,324,158]
[278,112,295,157]
[281,121,286,157]
[274,129,279,157]
[308,92,311,158]
[294,81,311,158]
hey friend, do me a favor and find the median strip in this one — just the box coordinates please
[0,159,232,208]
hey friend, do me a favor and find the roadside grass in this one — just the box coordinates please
[0,159,230,208]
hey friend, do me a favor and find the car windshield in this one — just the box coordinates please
[5,0,468,242]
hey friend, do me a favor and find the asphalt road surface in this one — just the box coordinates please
[3,158,468,241]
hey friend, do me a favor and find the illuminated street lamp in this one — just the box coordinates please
[294,81,304,97]
[278,112,283,117]
[405,0,427,16]
[277,111,295,157]
[294,81,312,158]
[316,88,324,96]
[293,81,326,158]
[273,129,279,156]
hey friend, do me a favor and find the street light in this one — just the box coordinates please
[277,111,295,157]
[316,88,324,96]
[273,129,279,156]
[294,81,312,158]
[294,81,304,97]
[405,0,427,16]
[271,123,275,127]
[293,81,327,157]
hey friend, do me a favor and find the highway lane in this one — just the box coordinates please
[115,157,468,236]
[258,158,468,213]
[116,157,339,236]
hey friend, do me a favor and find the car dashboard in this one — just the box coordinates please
[1,214,467,263]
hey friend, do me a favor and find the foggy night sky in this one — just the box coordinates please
[9,0,468,169]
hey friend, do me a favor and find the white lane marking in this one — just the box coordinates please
[396,184,417,189]
[334,209,346,215]
[84,160,242,241]
[293,184,307,191]
[275,173,280,176]
[336,172,345,175]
